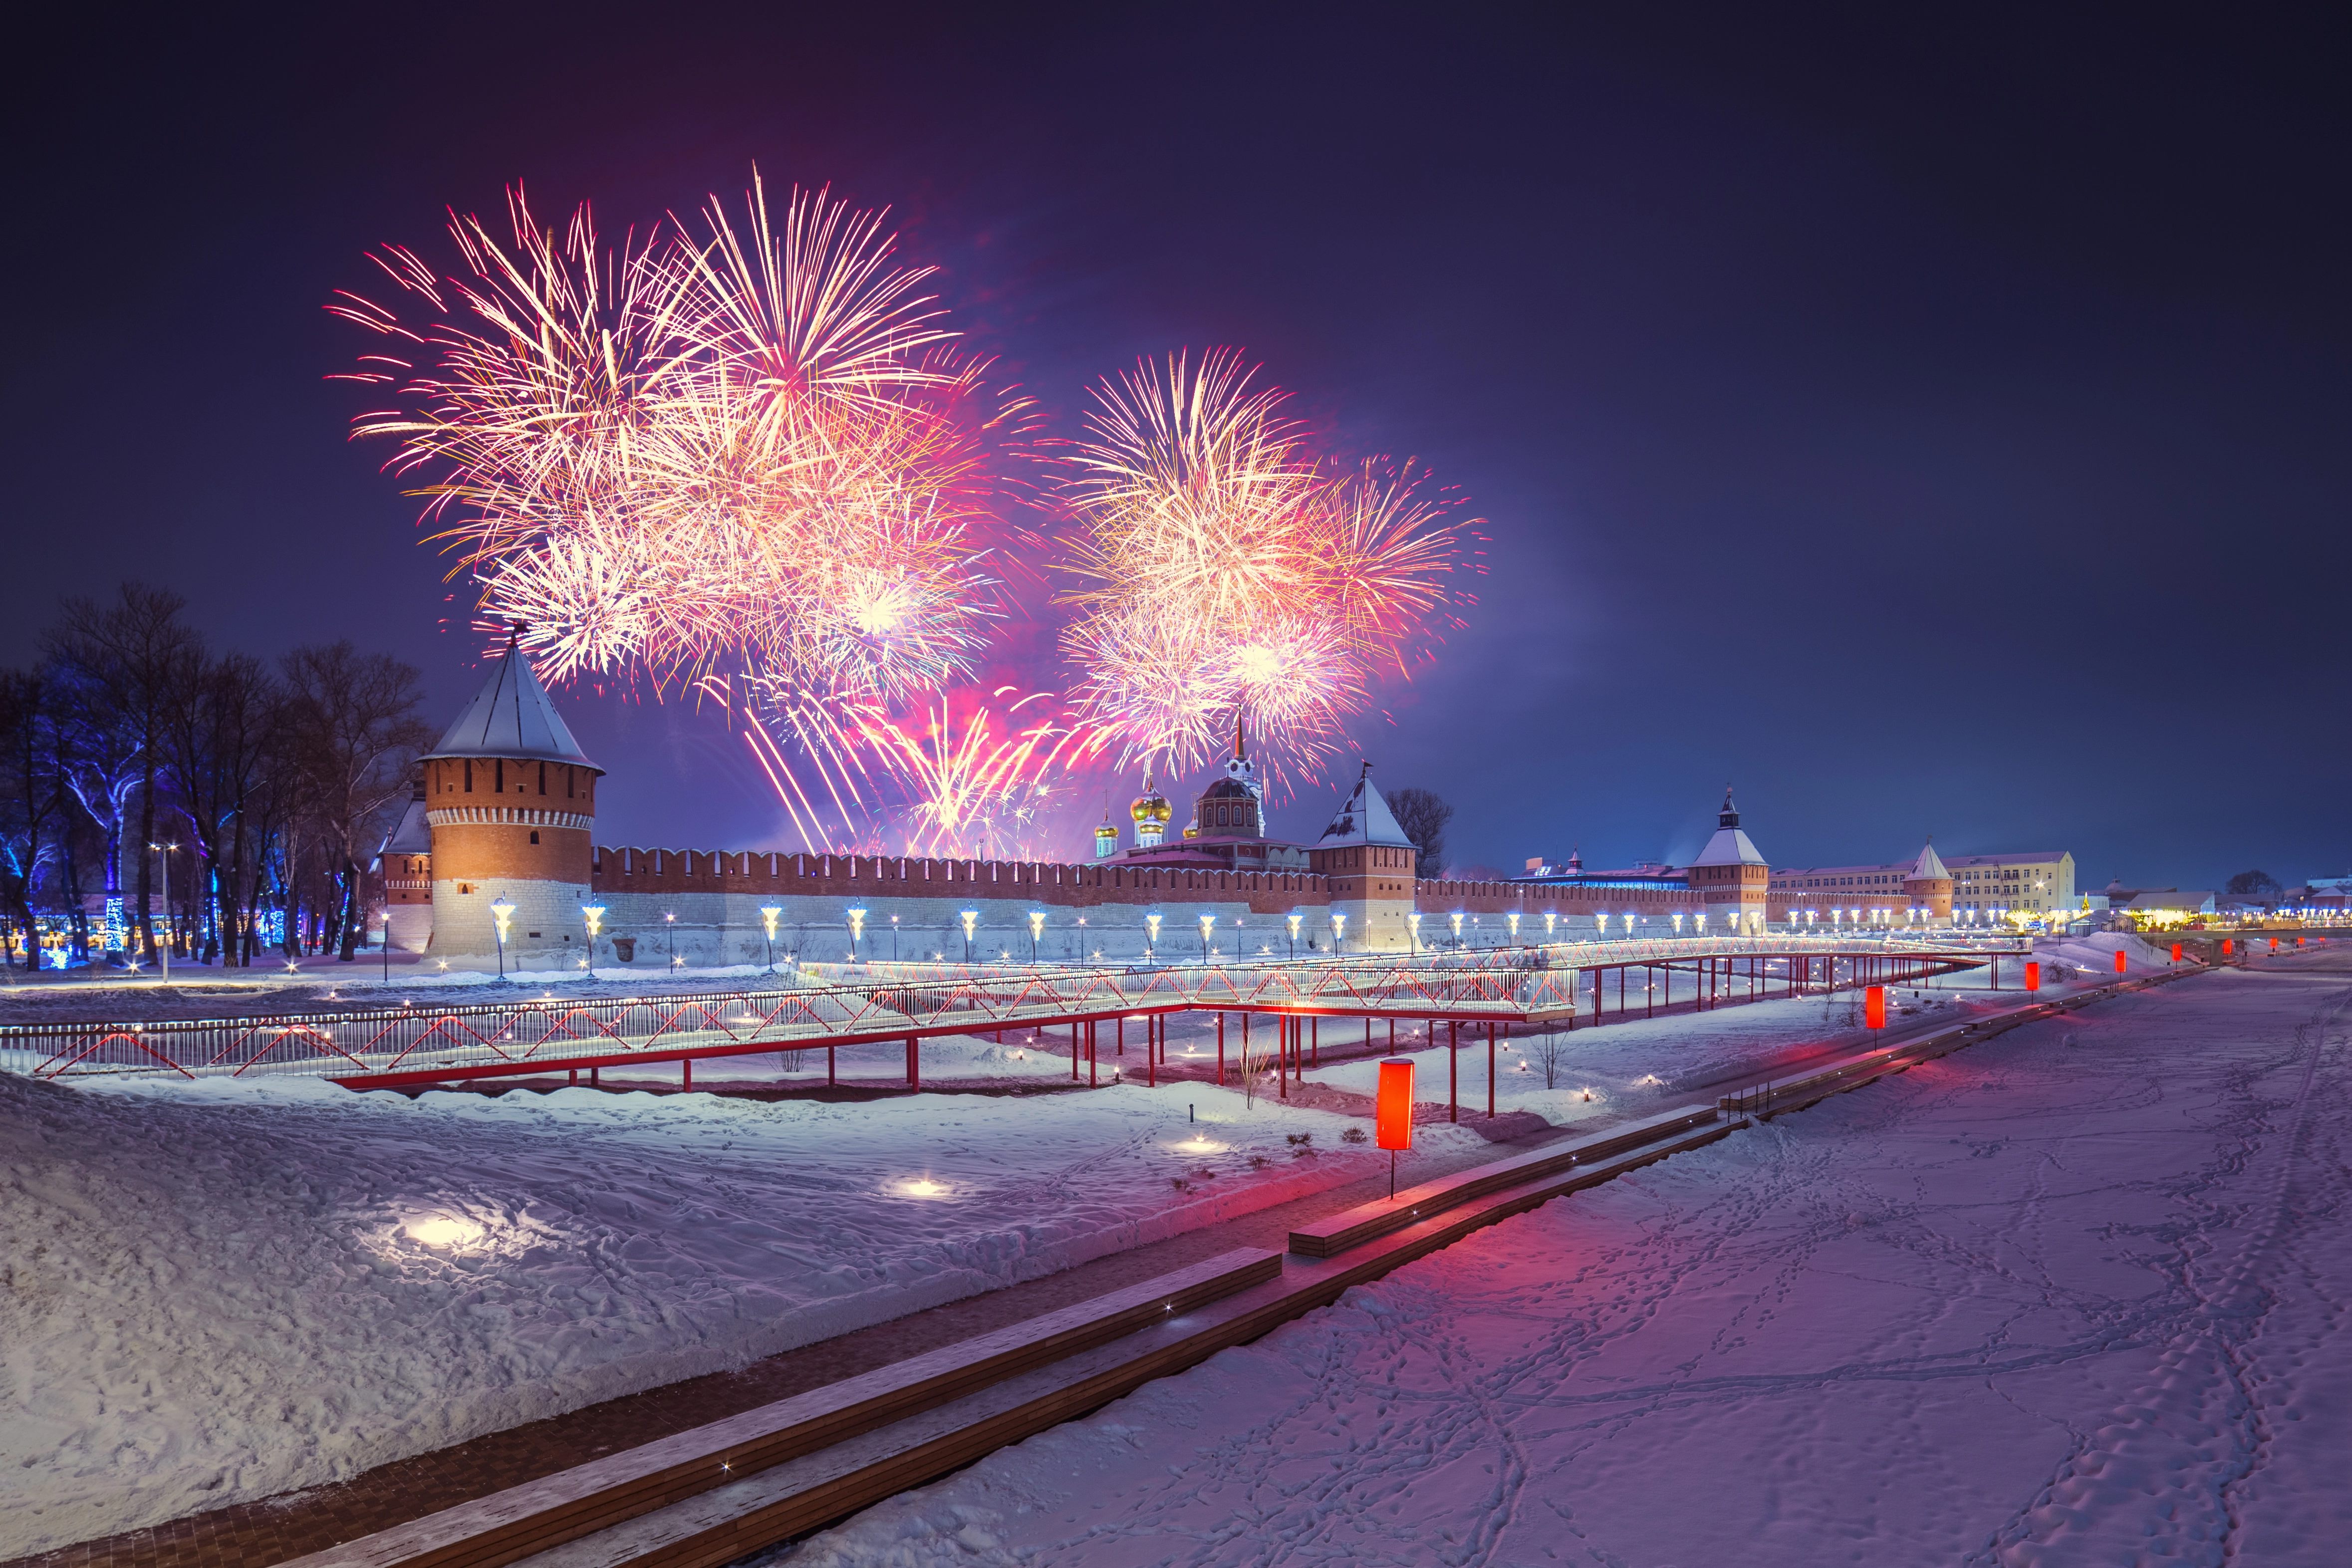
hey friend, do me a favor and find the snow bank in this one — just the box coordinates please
[0,1069,1480,1556]
[793,964,2352,1564]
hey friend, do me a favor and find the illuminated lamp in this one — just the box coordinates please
[2271,937,2279,952]
[2171,942,2182,963]
[2114,948,2127,974]
[1864,985,1885,1030]
[2025,961,2040,992]
[1376,1057,1415,1199]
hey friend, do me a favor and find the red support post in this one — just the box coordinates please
[1449,1020,1458,1123]
[826,1045,834,1086]
[1072,1022,1079,1081]
[1487,1021,1496,1118]
[906,1034,918,1089]
[1216,1013,1224,1084]
[682,1058,692,1091]
[1279,1016,1289,1099]
[1148,1016,1157,1088]
[1117,1017,1124,1056]
[1088,1020,1097,1087]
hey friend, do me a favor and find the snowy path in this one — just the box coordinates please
[0,1058,1486,1557]
[791,963,2352,1566]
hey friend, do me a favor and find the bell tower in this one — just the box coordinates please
[422,629,604,970]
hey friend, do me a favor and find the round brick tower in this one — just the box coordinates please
[421,631,604,970]
[1903,839,1955,924]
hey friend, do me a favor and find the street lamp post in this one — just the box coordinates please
[889,913,899,962]
[147,841,179,981]
[382,910,392,982]
[1199,912,1215,963]
[1544,911,1556,941]
[848,907,867,963]
[1330,911,1346,952]
[491,897,516,979]
[1028,910,1045,964]
[1408,911,1421,955]
[1286,913,1302,960]
[1449,912,1464,947]
[581,905,605,974]
[664,910,677,968]
[1145,912,1162,961]
[960,909,978,963]
[1507,911,1520,945]
[758,906,781,973]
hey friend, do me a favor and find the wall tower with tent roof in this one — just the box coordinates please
[420,629,606,969]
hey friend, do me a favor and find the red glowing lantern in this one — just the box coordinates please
[1864,985,1885,1029]
[2114,948,2127,974]
[1376,1057,1415,1199]
[1376,1059,1415,1150]
[2171,943,2183,963]
[2271,937,2280,952]
[2223,939,2233,955]
[2025,961,2040,992]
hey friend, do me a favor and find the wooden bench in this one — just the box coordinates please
[278,1247,1282,1568]
[1286,1102,1723,1258]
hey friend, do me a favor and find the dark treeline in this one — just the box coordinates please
[0,583,432,969]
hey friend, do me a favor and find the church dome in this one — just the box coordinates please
[1130,775,1173,825]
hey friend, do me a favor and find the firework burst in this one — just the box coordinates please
[337,176,1479,854]
[1054,350,1469,791]
[333,173,1016,698]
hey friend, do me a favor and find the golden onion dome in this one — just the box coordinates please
[1129,774,1173,825]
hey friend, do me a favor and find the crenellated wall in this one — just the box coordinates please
[588,848,1335,914]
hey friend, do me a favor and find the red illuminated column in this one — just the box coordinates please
[2271,937,2279,952]
[1864,985,1885,1030]
[1376,1056,1415,1200]
[2171,943,2182,963]
[2025,961,2040,992]
[2115,948,2127,974]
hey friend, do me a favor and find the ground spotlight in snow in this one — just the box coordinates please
[893,1178,951,1198]
[403,1215,486,1249]
[1174,1136,1226,1154]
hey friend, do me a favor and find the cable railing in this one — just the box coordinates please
[6,940,2010,1084]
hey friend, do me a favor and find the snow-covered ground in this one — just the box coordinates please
[0,1062,1489,1557]
[793,958,2352,1566]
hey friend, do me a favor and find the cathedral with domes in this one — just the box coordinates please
[1095,719,1311,873]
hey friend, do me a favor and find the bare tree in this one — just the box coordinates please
[162,653,284,966]
[1532,1027,1569,1089]
[0,669,67,969]
[1387,786,1454,880]
[282,643,432,960]
[51,585,199,962]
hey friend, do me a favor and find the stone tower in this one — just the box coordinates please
[421,632,604,970]
[1903,839,1954,923]
[1689,785,1770,934]
[1308,765,1418,952]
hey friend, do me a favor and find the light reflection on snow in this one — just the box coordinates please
[893,1177,950,1198]
[402,1215,485,1249]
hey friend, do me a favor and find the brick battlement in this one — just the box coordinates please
[589,848,1334,915]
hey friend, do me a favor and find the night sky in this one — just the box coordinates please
[5,6,2345,890]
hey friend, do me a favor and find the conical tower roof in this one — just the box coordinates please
[1909,839,1950,881]
[424,629,601,772]
[1315,766,1412,849]
[1690,784,1766,866]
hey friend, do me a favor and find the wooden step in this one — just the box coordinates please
[276,1247,1282,1568]
[513,1113,1747,1568]
[1286,1102,1722,1258]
